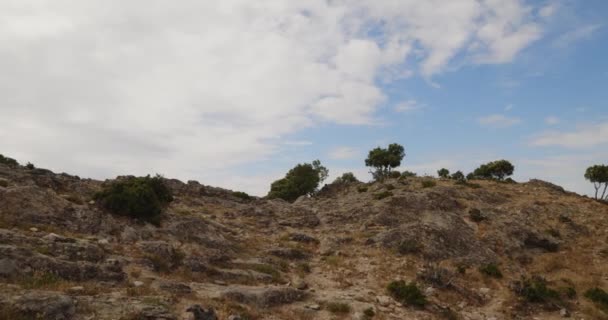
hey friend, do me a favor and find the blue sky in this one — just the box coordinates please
[0,0,606,196]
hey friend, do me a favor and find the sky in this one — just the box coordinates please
[0,0,607,196]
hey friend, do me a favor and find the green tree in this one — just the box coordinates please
[585,165,608,200]
[470,160,514,181]
[451,171,465,181]
[437,168,450,179]
[333,172,359,184]
[365,143,405,181]
[0,154,19,167]
[268,160,328,202]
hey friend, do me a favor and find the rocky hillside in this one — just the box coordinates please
[1,164,608,320]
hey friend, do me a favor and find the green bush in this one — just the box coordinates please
[385,184,396,190]
[585,287,608,310]
[25,162,35,170]
[325,302,351,314]
[437,168,450,178]
[0,180,8,188]
[397,239,421,255]
[365,143,405,181]
[451,171,465,181]
[401,171,417,178]
[0,154,18,167]
[373,191,393,200]
[514,276,560,304]
[232,191,252,201]
[94,175,173,225]
[333,172,359,184]
[421,180,436,188]
[363,307,375,318]
[479,263,502,278]
[268,160,328,202]
[387,280,426,307]
[469,209,486,222]
[357,186,369,193]
[389,170,402,179]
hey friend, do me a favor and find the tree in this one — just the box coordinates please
[437,168,450,179]
[268,160,328,202]
[365,143,405,181]
[585,165,608,200]
[0,154,18,167]
[451,171,465,181]
[470,160,514,181]
[333,172,359,184]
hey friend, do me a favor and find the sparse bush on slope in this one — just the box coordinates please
[387,280,426,307]
[267,160,328,202]
[94,175,173,225]
[0,154,19,167]
[332,172,359,184]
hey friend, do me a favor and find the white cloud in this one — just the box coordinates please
[0,0,546,193]
[539,3,559,18]
[530,122,608,148]
[545,116,560,125]
[553,24,602,48]
[504,104,514,111]
[395,100,424,113]
[328,147,359,160]
[478,114,522,128]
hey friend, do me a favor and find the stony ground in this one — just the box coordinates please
[1,164,608,320]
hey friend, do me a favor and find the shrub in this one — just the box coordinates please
[0,154,18,167]
[585,287,608,310]
[389,170,402,179]
[437,168,450,178]
[451,171,465,181]
[479,263,502,278]
[333,172,359,184]
[585,165,608,200]
[94,175,173,225]
[0,180,8,188]
[357,186,368,193]
[373,191,393,200]
[469,209,486,222]
[325,302,351,314]
[387,280,427,307]
[470,160,514,181]
[385,184,396,190]
[365,143,405,181]
[514,276,560,304]
[268,160,328,202]
[25,162,35,170]
[421,180,436,188]
[397,239,421,255]
[232,191,252,201]
[363,307,375,318]
[401,171,417,178]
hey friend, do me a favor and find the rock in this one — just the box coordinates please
[295,280,309,290]
[0,258,18,278]
[186,305,218,320]
[376,295,392,307]
[560,308,570,318]
[67,286,85,294]
[42,233,76,243]
[98,238,110,245]
[12,292,75,320]
[121,226,139,242]
[479,288,490,294]
[288,233,319,244]
[29,227,38,232]
[424,287,436,296]
[223,288,306,308]
[133,281,145,287]
[136,305,177,320]
[228,315,243,320]
[305,304,321,310]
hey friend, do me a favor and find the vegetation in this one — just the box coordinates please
[325,302,351,314]
[437,168,450,178]
[0,154,18,167]
[514,276,560,304]
[363,307,375,318]
[397,239,421,255]
[25,162,35,169]
[479,263,502,278]
[469,160,514,181]
[585,287,608,310]
[365,143,405,181]
[94,175,173,225]
[469,209,486,222]
[421,180,436,188]
[267,160,328,202]
[401,171,417,178]
[450,171,465,181]
[232,191,252,201]
[373,191,393,200]
[332,172,359,184]
[387,280,427,307]
[357,186,368,193]
[584,165,608,200]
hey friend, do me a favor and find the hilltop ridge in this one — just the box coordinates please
[1,163,608,319]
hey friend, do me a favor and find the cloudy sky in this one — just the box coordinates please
[1,0,607,196]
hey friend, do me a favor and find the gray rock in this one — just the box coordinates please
[0,258,18,278]
[13,292,75,320]
[158,281,192,294]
